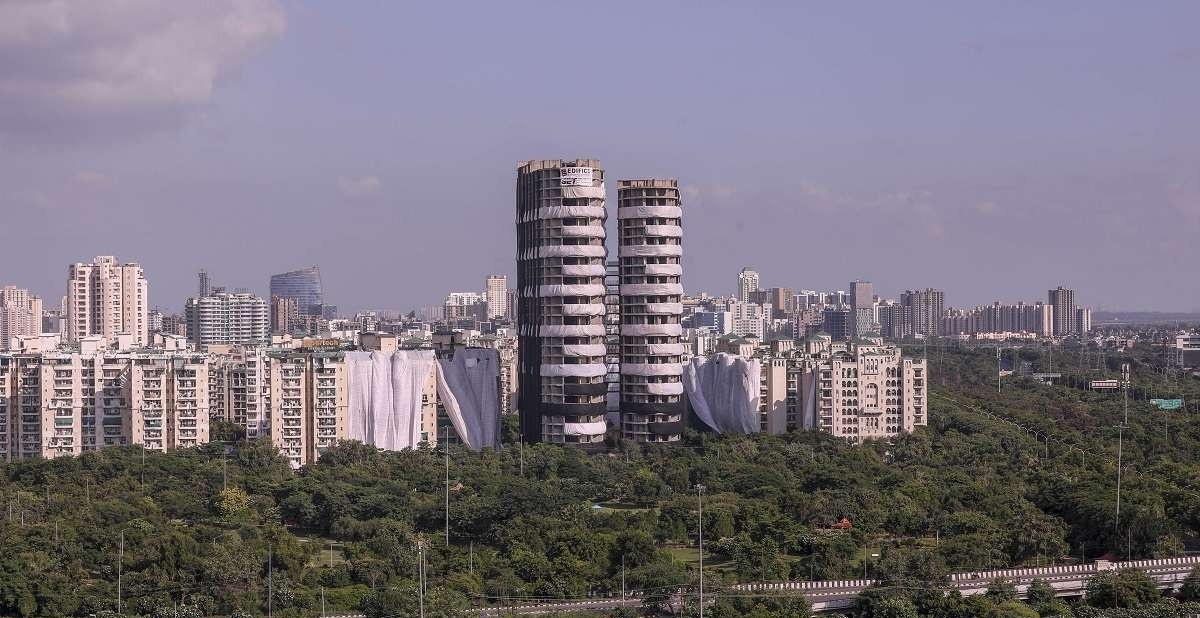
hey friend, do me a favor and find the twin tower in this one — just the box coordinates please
[516,159,685,448]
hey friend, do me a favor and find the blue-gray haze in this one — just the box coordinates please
[1,2,1197,313]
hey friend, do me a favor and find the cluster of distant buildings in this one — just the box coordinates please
[0,159,1147,465]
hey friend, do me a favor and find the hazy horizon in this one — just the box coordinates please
[3,2,1199,314]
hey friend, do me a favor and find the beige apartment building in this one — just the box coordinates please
[753,339,927,444]
[0,344,209,461]
[66,256,149,347]
[0,286,42,351]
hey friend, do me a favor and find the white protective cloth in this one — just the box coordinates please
[561,264,606,277]
[621,283,684,295]
[532,205,606,220]
[646,343,685,355]
[645,381,685,396]
[645,302,684,315]
[683,353,760,434]
[643,263,682,275]
[560,225,606,238]
[538,245,607,258]
[562,343,608,357]
[560,185,606,199]
[564,420,608,436]
[538,284,606,297]
[620,245,682,257]
[435,349,501,450]
[560,303,606,316]
[622,363,684,376]
[346,350,435,451]
[618,205,682,218]
[621,324,683,336]
[643,225,683,237]
[539,325,606,337]
[540,363,607,378]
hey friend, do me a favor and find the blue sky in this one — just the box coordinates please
[2,1,1198,312]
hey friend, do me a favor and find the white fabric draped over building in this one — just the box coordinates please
[683,353,761,434]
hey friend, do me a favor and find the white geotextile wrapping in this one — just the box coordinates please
[644,302,684,315]
[618,205,682,219]
[560,184,606,199]
[561,343,608,357]
[560,303,606,316]
[642,225,683,238]
[621,283,684,295]
[538,284,606,297]
[622,324,682,336]
[564,420,608,436]
[345,350,436,451]
[561,264,606,277]
[540,363,607,377]
[532,205,606,220]
[539,324,606,337]
[622,363,684,376]
[683,353,760,434]
[643,263,683,275]
[646,343,685,355]
[621,245,682,257]
[539,245,607,258]
[435,349,500,451]
[645,381,685,395]
[559,225,607,238]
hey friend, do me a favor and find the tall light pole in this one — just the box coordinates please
[697,484,705,618]
[1115,363,1129,536]
[444,447,450,547]
[996,346,1002,393]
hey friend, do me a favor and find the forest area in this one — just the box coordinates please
[1,342,1199,618]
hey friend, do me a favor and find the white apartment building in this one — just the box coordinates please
[444,292,486,321]
[66,256,149,347]
[485,275,508,319]
[727,301,769,339]
[737,267,760,302]
[185,291,269,346]
[0,286,42,351]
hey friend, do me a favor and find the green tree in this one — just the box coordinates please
[1084,569,1160,609]
[1024,578,1054,607]
[985,577,1017,603]
[1179,566,1200,602]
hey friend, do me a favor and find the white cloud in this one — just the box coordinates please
[0,0,285,140]
[338,175,382,199]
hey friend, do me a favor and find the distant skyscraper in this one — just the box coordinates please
[849,279,874,337]
[900,288,944,336]
[198,269,211,298]
[1048,286,1077,336]
[66,256,149,347]
[185,291,269,346]
[617,179,685,444]
[270,266,323,317]
[737,267,760,302]
[485,275,508,319]
[444,292,486,321]
[516,159,608,448]
[270,295,298,334]
[0,286,42,350]
[1076,307,1092,336]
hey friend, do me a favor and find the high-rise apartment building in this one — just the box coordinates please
[516,159,609,447]
[0,346,209,461]
[185,291,270,346]
[849,280,874,337]
[485,275,508,319]
[270,266,323,317]
[737,267,760,302]
[444,292,486,321]
[616,179,685,443]
[900,288,944,337]
[1048,287,1077,336]
[0,286,42,351]
[66,256,149,347]
[270,295,299,334]
[810,342,926,444]
[198,269,212,298]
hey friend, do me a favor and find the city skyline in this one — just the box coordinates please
[3,3,1200,312]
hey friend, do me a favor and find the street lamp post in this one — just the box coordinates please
[696,484,706,618]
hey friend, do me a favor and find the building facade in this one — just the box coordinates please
[1049,287,1077,336]
[737,267,760,302]
[516,159,609,447]
[900,288,944,337]
[616,179,685,443]
[485,275,508,319]
[185,291,270,347]
[270,267,323,317]
[0,286,42,351]
[66,256,149,347]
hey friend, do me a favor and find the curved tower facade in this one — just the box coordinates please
[516,160,609,448]
[269,266,323,316]
[616,179,685,442]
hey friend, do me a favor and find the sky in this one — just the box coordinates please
[2,1,1199,314]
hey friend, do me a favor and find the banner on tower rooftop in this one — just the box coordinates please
[559,167,594,186]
